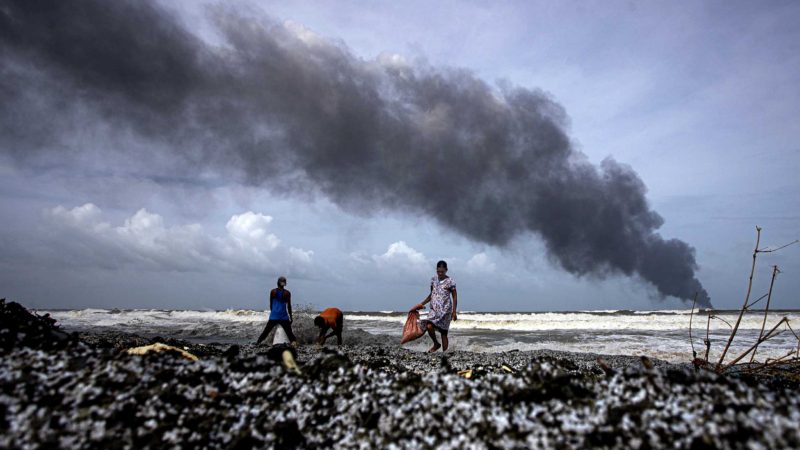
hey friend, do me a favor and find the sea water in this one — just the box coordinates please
[40,308,800,363]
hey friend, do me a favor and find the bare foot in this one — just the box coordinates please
[427,343,441,353]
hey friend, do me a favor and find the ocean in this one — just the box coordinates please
[40,308,800,364]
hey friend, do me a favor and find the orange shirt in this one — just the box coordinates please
[319,307,343,329]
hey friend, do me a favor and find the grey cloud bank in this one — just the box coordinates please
[1,0,709,305]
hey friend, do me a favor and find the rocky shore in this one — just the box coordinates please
[2,299,799,449]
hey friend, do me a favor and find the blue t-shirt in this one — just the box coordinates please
[268,289,291,321]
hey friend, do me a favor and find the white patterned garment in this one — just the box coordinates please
[423,275,456,331]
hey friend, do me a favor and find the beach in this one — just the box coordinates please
[3,300,800,449]
[41,308,800,363]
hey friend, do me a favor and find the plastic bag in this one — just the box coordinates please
[400,310,425,344]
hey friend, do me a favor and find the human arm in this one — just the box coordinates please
[269,289,275,312]
[451,287,458,321]
[411,286,433,311]
[287,291,293,322]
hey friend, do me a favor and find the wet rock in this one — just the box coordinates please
[222,344,240,359]
[0,299,78,352]
[304,348,353,379]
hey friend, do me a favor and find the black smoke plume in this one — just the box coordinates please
[0,0,710,306]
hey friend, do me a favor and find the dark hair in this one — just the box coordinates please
[436,260,448,269]
[314,316,325,327]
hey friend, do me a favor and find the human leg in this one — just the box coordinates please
[426,322,441,352]
[279,320,298,344]
[256,320,277,344]
[441,329,449,352]
[322,328,338,345]
[336,316,343,346]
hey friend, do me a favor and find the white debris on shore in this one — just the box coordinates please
[2,300,799,449]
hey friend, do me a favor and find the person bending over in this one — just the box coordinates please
[256,276,298,346]
[314,307,344,346]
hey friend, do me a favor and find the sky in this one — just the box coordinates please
[0,0,798,311]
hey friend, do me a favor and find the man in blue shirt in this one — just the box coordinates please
[256,276,298,346]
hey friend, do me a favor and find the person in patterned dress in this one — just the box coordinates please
[411,260,458,352]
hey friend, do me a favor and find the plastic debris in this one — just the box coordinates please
[126,343,199,361]
[282,349,302,375]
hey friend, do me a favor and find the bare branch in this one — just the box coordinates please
[749,352,798,372]
[689,292,698,356]
[718,226,761,369]
[724,317,788,369]
[757,239,799,254]
[745,292,770,309]
[711,315,733,329]
[704,314,712,363]
[785,321,800,341]
[751,265,780,363]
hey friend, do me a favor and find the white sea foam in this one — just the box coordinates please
[345,310,800,332]
[45,309,800,333]
[39,308,800,363]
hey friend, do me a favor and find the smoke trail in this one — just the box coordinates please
[0,0,710,306]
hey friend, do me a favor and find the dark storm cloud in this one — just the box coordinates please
[0,0,710,305]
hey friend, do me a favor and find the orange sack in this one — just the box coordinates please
[400,310,425,344]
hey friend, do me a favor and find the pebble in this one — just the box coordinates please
[1,299,799,449]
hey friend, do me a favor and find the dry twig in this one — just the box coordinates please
[751,265,780,363]
[704,314,712,363]
[689,292,698,357]
[695,227,799,375]
[717,226,761,369]
[725,317,788,368]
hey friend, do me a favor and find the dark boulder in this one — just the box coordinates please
[0,299,78,353]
